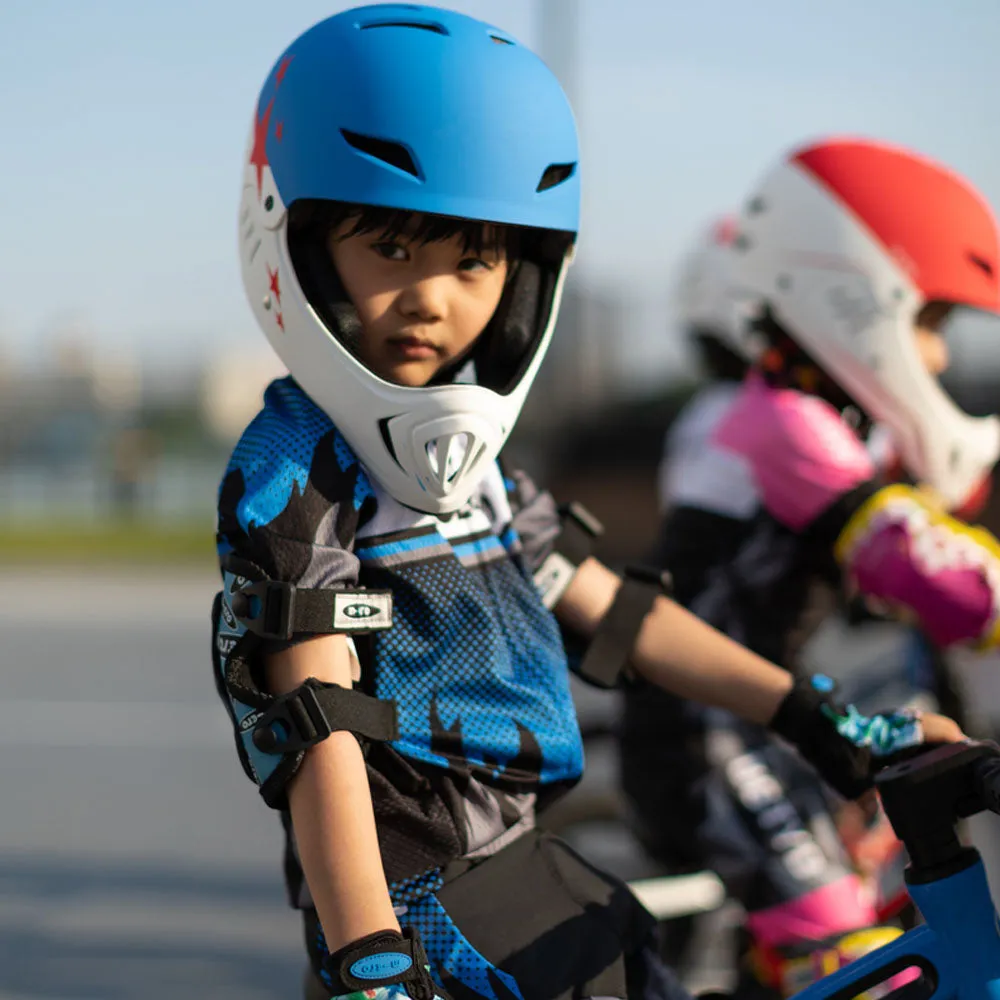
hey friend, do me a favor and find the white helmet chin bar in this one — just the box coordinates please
[239,160,571,515]
[736,160,1000,510]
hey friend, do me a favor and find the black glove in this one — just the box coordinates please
[322,926,448,1000]
[769,674,925,801]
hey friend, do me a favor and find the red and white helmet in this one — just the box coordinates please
[674,215,750,360]
[734,137,1000,509]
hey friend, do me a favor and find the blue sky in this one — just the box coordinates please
[3,0,999,382]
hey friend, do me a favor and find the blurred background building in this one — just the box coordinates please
[3,0,999,563]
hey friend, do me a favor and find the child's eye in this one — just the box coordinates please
[372,241,409,262]
[457,257,493,273]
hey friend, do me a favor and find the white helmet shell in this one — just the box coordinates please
[734,138,1000,509]
[236,8,579,515]
[238,148,572,514]
[674,215,751,360]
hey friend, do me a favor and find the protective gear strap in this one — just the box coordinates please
[249,676,399,755]
[223,555,393,640]
[215,556,398,808]
[323,927,442,1000]
[220,629,399,807]
[533,501,604,609]
[576,565,672,689]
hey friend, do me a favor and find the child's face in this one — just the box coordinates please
[914,302,951,377]
[328,218,509,387]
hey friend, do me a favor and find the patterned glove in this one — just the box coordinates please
[321,927,449,1000]
[769,674,924,800]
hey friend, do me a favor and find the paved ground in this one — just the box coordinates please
[0,570,302,999]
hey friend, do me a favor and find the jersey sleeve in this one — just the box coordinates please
[216,378,375,590]
[659,383,760,520]
[211,379,379,803]
[503,467,562,576]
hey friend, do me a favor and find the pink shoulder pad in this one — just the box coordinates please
[714,373,875,530]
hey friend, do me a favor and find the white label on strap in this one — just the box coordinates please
[332,592,393,632]
[534,551,578,610]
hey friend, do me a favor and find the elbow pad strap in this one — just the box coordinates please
[577,566,672,689]
[534,502,605,609]
[223,555,393,641]
[213,558,398,808]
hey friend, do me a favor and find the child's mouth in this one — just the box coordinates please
[387,336,442,360]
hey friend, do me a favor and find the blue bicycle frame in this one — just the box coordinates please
[791,741,1000,1000]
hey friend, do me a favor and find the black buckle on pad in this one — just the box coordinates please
[231,580,296,640]
[560,501,604,539]
[252,685,332,754]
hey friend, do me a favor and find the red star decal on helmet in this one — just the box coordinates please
[275,121,284,142]
[275,55,294,87]
[267,265,281,304]
[249,97,274,200]
[276,312,285,332]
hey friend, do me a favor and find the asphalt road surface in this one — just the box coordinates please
[0,569,302,1000]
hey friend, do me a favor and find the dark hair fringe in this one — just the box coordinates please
[288,200,571,265]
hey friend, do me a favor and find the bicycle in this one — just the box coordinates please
[790,739,1000,1000]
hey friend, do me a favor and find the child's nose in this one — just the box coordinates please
[398,276,448,323]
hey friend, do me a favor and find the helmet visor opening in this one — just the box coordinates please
[287,199,573,396]
[937,304,1000,418]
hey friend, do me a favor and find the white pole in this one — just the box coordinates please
[538,0,580,112]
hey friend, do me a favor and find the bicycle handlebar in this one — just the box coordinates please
[791,741,1000,1000]
[974,748,1000,817]
[875,740,1000,880]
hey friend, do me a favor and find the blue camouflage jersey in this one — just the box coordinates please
[214,377,584,900]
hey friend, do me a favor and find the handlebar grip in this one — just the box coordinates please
[877,741,1000,875]
[974,749,1000,816]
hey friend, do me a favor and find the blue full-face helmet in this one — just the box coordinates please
[239,5,580,513]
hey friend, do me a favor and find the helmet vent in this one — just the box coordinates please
[489,34,514,45]
[426,433,472,487]
[969,252,995,278]
[340,130,421,178]
[359,20,448,35]
[378,417,405,470]
[536,162,576,192]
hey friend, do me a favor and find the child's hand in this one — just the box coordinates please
[769,674,965,801]
[329,986,447,1000]
[919,711,965,745]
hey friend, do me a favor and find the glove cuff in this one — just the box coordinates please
[769,674,874,801]
[323,926,439,1000]
[770,674,833,743]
